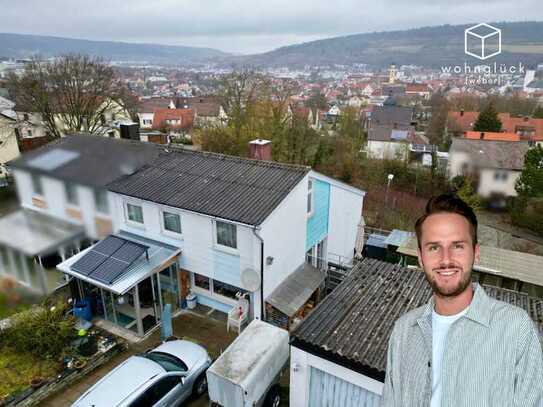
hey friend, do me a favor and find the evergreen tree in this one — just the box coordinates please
[533,105,543,119]
[473,103,502,132]
[516,145,543,198]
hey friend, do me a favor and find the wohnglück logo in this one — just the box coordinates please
[465,23,501,60]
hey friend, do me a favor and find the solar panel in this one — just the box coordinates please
[91,258,129,285]
[93,236,125,256]
[112,241,147,264]
[26,149,80,171]
[71,251,108,276]
[70,235,149,286]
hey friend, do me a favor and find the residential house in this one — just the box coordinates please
[137,98,176,129]
[448,138,530,198]
[365,126,418,160]
[13,97,133,147]
[364,104,416,130]
[0,135,162,293]
[0,97,19,178]
[151,108,194,136]
[447,110,543,145]
[50,138,365,339]
[289,258,543,407]
[405,83,431,100]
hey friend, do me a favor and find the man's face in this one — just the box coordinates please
[417,212,480,298]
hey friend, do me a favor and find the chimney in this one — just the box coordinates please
[480,132,485,139]
[460,109,465,117]
[524,116,529,122]
[249,139,272,161]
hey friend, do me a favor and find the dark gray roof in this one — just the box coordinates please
[370,105,414,127]
[291,258,543,382]
[9,135,162,188]
[367,125,414,141]
[108,148,310,226]
[450,138,530,170]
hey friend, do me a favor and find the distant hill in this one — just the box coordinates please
[0,33,230,64]
[235,21,543,69]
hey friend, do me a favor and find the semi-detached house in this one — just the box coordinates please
[1,134,365,339]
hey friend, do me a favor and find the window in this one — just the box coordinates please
[140,351,188,372]
[494,171,508,181]
[307,178,314,215]
[216,221,237,249]
[65,183,78,206]
[162,211,182,234]
[26,129,33,138]
[129,376,181,407]
[31,176,43,196]
[213,279,245,300]
[194,273,210,291]
[126,203,144,224]
[94,190,109,214]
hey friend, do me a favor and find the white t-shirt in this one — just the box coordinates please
[431,307,469,407]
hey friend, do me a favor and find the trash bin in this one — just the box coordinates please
[73,299,93,321]
[186,294,197,310]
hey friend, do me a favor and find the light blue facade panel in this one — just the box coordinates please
[309,367,381,407]
[306,179,330,251]
[212,249,242,287]
[196,294,233,314]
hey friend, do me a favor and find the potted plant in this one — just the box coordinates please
[30,376,45,388]
[73,358,87,370]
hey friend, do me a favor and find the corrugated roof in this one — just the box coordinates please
[291,258,543,382]
[108,148,310,226]
[383,229,413,247]
[9,135,162,188]
[266,263,326,317]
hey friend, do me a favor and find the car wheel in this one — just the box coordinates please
[193,373,208,397]
[264,386,281,407]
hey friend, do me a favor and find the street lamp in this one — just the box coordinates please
[381,174,394,230]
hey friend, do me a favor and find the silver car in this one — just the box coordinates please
[72,340,212,407]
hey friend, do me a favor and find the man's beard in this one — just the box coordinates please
[424,262,473,298]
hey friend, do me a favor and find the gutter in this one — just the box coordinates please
[252,227,265,320]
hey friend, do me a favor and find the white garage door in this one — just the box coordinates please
[308,367,381,407]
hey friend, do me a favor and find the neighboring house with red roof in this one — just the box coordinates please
[464,131,520,142]
[405,83,431,100]
[447,110,543,145]
[152,108,194,134]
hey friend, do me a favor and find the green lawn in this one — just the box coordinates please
[0,346,59,397]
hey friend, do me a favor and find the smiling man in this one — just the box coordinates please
[381,194,543,407]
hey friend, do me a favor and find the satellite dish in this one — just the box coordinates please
[240,268,261,292]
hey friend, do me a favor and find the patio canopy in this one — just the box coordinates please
[57,231,181,295]
[0,209,85,256]
[266,263,326,317]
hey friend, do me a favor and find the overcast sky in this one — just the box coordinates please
[0,0,541,54]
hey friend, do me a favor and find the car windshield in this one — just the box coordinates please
[139,351,188,372]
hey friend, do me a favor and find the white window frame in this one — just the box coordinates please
[94,189,110,216]
[160,209,183,238]
[124,201,145,228]
[214,220,238,254]
[190,273,242,307]
[65,182,79,207]
[31,175,44,197]
[307,178,314,217]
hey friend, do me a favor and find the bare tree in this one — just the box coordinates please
[7,54,137,138]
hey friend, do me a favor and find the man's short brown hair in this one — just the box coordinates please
[415,194,478,248]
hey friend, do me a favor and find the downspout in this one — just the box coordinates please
[252,226,265,320]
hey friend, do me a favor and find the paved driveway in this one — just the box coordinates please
[41,310,238,407]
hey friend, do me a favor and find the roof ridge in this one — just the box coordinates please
[161,145,310,173]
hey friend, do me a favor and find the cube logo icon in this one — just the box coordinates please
[465,23,501,60]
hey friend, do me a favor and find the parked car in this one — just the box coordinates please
[72,339,212,407]
[207,320,289,407]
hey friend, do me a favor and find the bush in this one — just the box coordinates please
[0,300,76,359]
[509,197,543,236]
